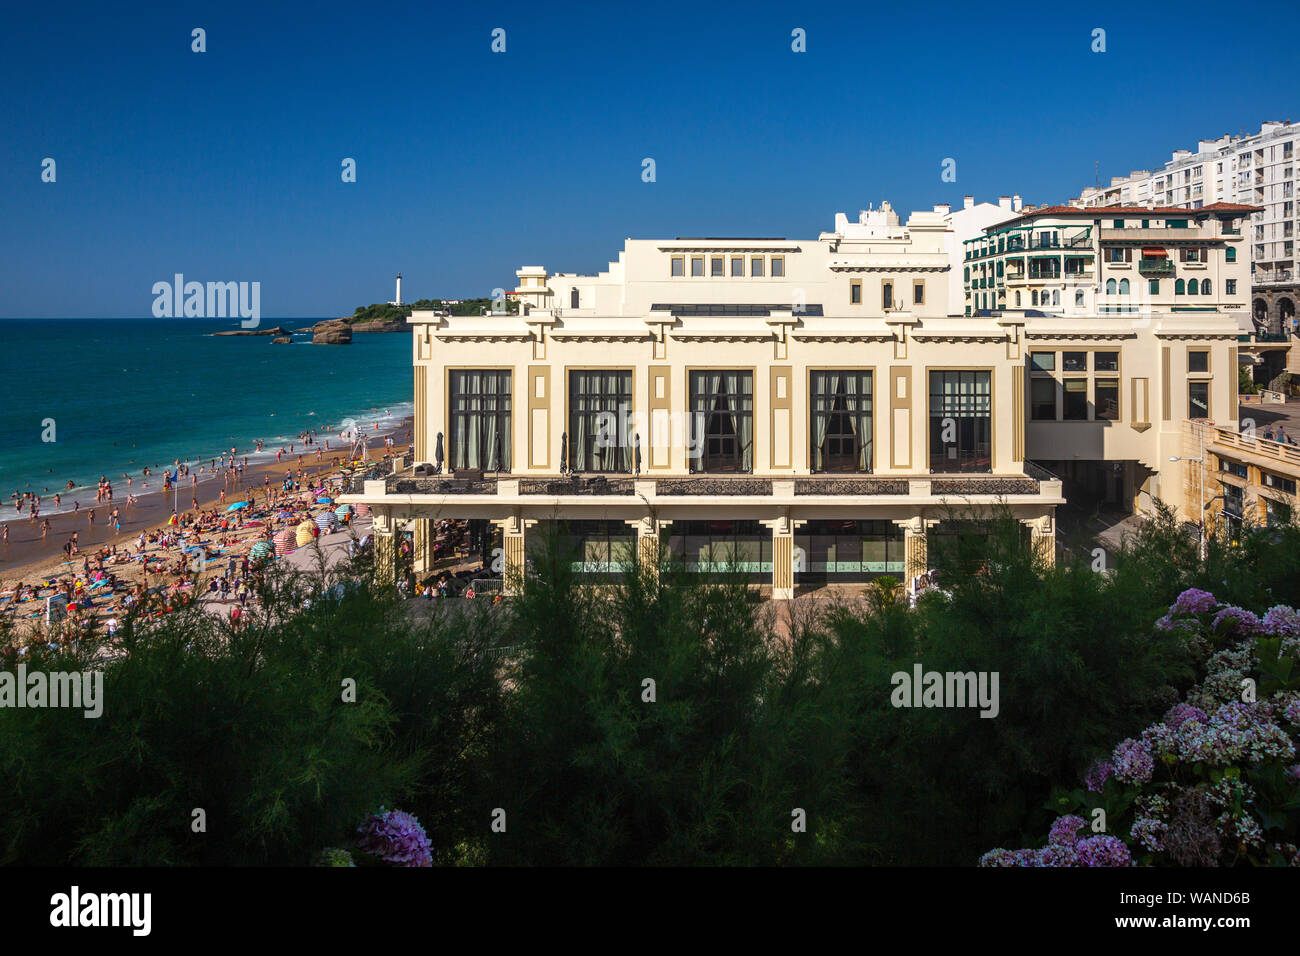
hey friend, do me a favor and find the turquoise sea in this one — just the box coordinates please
[0,319,413,516]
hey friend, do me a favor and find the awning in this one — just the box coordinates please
[1142,247,1167,257]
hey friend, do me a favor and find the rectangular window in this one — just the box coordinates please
[688,370,754,473]
[913,281,925,305]
[710,256,724,277]
[1095,351,1119,372]
[850,280,862,304]
[690,256,704,277]
[567,370,634,473]
[1094,379,1119,421]
[730,256,744,277]
[1030,378,1057,420]
[1180,247,1202,263]
[449,369,512,472]
[1220,459,1247,479]
[1226,279,1237,295]
[770,255,785,277]
[1063,379,1088,420]
[1266,497,1292,527]
[809,371,873,473]
[671,256,684,277]
[882,281,894,310]
[1263,472,1297,493]
[1029,352,1056,373]
[1062,351,1088,372]
[1189,350,1209,373]
[750,256,764,277]
[928,370,992,473]
[1188,381,1210,419]
[1223,483,1244,519]
[1149,279,1160,295]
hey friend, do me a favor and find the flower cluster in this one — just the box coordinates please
[979,819,1132,867]
[984,591,1300,867]
[315,847,356,867]
[356,808,433,867]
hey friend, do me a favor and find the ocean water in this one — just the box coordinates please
[0,319,413,515]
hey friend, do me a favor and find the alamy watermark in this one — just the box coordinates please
[152,274,260,328]
[1,664,103,718]
[890,663,999,718]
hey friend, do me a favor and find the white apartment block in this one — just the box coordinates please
[343,202,1251,597]
[1073,120,1299,335]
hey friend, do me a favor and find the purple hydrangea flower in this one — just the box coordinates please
[1261,606,1300,641]
[1083,759,1114,793]
[1037,843,1080,867]
[1164,703,1209,730]
[1212,606,1262,638]
[1178,702,1296,766]
[356,808,433,867]
[1171,588,1217,616]
[978,847,1042,867]
[1282,698,1300,727]
[1112,737,1155,785]
[1074,834,1134,867]
[1049,814,1087,846]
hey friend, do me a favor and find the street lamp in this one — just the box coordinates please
[1170,427,1207,559]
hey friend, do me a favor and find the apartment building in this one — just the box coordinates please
[962,203,1256,509]
[1181,418,1300,538]
[1073,121,1299,335]
[341,200,1256,595]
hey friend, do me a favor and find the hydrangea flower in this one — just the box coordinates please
[1164,703,1209,730]
[1112,737,1155,785]
[1176,702,1296,766]
[1213,606,1262,639]
[1171,588,1217,616]
[1074,834,1134,867]
[978,848,1042,867]
[1261,605,1300,644]
[1083,759,1114,793]
[1048,814,1086,846]
[356,808,433,867]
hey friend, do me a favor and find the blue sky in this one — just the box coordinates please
[2,0,1296,318]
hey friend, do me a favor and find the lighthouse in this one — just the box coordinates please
[391,273,403,307]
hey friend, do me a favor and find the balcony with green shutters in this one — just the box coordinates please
[1137,258,1175,276]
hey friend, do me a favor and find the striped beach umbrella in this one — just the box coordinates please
[249,541,272,560]
[295,519,316,547]
[273,529,296,556]
[354,502,370,517]
[334,503,353,516]
[315,511,338,532]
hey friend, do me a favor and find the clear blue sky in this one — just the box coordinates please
[2,0,1296,318]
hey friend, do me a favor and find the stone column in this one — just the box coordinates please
[412,517,434,576]
[627,516,668,582]
[763,513,796,601]
[1023,514,1056,567]
[373,510,396,586]
[495,514,526,596]
[894,516,932,584]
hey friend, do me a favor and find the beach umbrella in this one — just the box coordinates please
[316,496,334,505]
[249,541,272,560]
[226,501,250,511]
[354,502,370,517]
[315,511,338,532]
[334,503,353,516]
[273,529,296,556]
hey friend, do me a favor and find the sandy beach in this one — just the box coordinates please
[0,416,414,638]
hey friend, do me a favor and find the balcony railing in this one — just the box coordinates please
[519,476,635,495]
[1211,429,1300,469]
[794,477,909,495]
[1138,258,1175,276]
[655,477,772,496]
[1254,270,1295,285]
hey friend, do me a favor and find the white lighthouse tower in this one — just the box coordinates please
[390,273,403,307]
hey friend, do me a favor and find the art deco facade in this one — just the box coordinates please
[343,201,1254,596]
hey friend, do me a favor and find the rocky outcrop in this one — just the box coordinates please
[213,326,290,337]
[312,319,353,345]
[271,336,292,344]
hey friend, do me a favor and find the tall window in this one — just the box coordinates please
[882,280,894,309]
[750,256,764,277]
[771,256,785,277]
[731,256,744,276]
[850,280,862,304]
[1225,247,1237,262]
[809,371,873,473]
[570,288,580,309]
[1188,381,1210,419]
[568,370,633,473]
[691,256,704,277]
[1201,279,1211,295]
[450,370,512,471]
[929,370,992,473]
[913,281,925,305]
[689,370,754,473]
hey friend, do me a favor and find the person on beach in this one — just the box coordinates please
[2,525,7,546]
[41,519,50,539]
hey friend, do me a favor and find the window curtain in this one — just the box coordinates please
[726,370,753,473]
[847,373,873,472]
[811,372,831,471]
